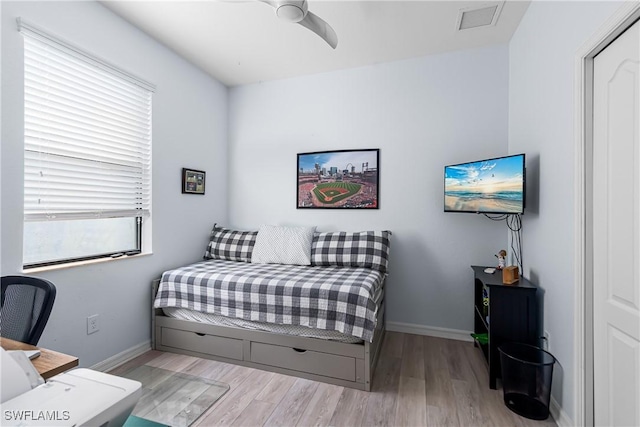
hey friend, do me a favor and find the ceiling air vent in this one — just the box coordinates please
[457,2,504,31]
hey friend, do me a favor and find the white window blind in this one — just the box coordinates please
[20,19,153,223]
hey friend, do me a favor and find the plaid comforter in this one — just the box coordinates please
[154,259,384,341]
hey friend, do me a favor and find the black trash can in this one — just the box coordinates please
[498,342,556,420]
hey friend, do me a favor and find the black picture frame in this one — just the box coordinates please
[297,149,379,209]
[182,168,205,195]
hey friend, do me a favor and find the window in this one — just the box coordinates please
[20,19,154,268]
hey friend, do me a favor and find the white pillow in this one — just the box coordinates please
[251,225,317,266]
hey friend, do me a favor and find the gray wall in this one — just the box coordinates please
[228,45,510,333]
[508,1,622,421]
[1,1,228,367]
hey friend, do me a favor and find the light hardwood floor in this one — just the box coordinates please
[110,332,557,427]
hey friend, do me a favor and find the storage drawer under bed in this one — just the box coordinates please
[250,341,361,382]
[160,327,244,361]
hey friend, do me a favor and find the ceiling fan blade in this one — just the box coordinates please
[257,0,277,7]
[298,11,338,49]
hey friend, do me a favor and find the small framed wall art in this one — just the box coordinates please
[297,148,379,209]
[182,168,206,195]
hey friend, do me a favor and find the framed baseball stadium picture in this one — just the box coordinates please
[297,149,379,209]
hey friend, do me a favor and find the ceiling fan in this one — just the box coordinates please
[259,0,338,49]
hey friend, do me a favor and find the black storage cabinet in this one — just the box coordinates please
[471,266,539,389]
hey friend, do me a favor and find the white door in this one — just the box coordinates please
[592,19,640,427]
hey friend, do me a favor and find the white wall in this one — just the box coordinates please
[508,1,622,422]
[1,1,228,367]
[229,45,510,332]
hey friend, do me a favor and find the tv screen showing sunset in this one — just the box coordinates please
[444,154,525,214]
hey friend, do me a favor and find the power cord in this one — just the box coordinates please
[483,213,524,273]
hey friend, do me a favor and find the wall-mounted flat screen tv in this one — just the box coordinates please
[444,154,525,214]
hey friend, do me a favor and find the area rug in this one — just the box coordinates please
[121,365,229,427]
[123,415,169,427]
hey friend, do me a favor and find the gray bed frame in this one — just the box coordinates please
[151,278,386,391]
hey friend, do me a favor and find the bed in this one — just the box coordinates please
[151,225,390,391]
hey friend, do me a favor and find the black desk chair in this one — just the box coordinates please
[1,275,57,345]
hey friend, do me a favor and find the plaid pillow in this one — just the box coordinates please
[204,224,258,263]
[310,230,391,273]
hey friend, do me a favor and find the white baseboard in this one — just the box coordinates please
[386,321,473,342]
[90,340,151,372]
[550,396,572,427]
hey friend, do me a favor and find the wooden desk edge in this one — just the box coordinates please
[1,337,79,380]
[40,359,79,379]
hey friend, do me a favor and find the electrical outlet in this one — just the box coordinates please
[543,330,550,351]
[87,314,99,335]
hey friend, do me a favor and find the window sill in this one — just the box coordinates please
[22,252,152,273]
